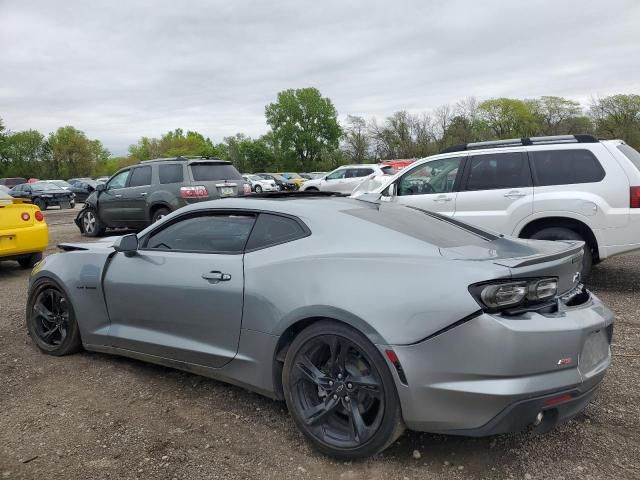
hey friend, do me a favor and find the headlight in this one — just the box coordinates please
[41,194,52,198]
[470,278,558,312]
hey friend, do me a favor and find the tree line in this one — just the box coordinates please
[1,90,639,179]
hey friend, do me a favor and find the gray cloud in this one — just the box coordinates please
[1,0,639,155]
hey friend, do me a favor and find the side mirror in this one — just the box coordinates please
[386,183,397,197]
[96,183,106,192]
[113,234,138,256]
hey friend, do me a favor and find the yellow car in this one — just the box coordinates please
[0,190,48,268]
[277,172,306,189]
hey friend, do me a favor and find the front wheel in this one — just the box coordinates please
[530,227,593,278]
[303,187,319,192]
[283,321,404,459]
[26,278,82,356]
[255,185,263,194]
[34,198,47,211]
[81,208,106,237]
[18,253,42,269]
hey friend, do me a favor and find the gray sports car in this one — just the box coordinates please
[26,192,613,459]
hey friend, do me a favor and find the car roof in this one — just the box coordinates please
[140,156,230,164]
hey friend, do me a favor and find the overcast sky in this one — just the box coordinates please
[1,0,639,156]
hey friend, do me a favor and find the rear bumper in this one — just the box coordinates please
[0,223,48,259]
[385,292,613,435]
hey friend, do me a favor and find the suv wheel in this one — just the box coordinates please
[81,208,106,237]
[152,207,170,223]
[530,227,593,278]
[283,321,404,459]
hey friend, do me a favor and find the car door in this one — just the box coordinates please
[453,151,533,234]
[121,165,153,224]
[99,169,131,225]
[319,168,347,192]
[388,156,465,216]
[103,211,255,368]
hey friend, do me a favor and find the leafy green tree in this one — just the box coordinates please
[45,126,110,178]
[478,98,538,138]
[590,94,640,148]
[530,96,585,135]
[265,87,342,171]
[223,134,276,173]
[128,129,222,163]
[1,130,47,177]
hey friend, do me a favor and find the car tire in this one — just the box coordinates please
[152,207,170,223]
[81,208,106,237]
[304,187,319,192]
[530,227,593,278]
[255,185,262,194]
[26,278,82,356]
[18,253,42,269]
[283,320,404,459]
[34,198,47,211]
[69,200,76,209]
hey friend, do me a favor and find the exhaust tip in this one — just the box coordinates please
[533,411,544,426]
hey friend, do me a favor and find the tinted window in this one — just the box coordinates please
[326,169,346,180]
[108,170,130,189]
[465,152,530,191]
[159,164,184,184]
[398,157,462,196]
[246,214,307,250]
[190,163,242,181]
[345,168,373,178]
[146,214,255,253]
[618,144,640,172]
[129,166,152,187]
[531,149,605,186]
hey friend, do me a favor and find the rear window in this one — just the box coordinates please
[245,213,308,250]
[465,152,531,191]
[530,149,605,186]
[159,164,184,184]
[343,202,497,248]
[617,144,640,171]
[190,163,242,181]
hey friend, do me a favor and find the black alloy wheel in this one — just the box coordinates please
[283,321,404,459]
[26,279,82,356]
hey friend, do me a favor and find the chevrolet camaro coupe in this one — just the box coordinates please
[26,192,613,458]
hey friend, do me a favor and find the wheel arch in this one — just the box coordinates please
[147,201,172,221]
[518,216,600,262]
[271,314,386,400]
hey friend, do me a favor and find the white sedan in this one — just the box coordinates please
[242,174,279,193]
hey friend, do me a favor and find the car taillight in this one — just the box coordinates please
[243,183,251,194]
[21,212,30,221]
[180,186,208,198]
[35,211,44,222]
[630,186,640,208]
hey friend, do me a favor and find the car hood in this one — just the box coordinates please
[36,188,70,194]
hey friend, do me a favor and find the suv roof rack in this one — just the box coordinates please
[440,134,599,153]
[141,156,228,163]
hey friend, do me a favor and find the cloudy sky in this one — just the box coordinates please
[1,0,639,155]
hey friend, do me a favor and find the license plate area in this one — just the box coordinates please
[579,329,610,375]
[0,235,16,251]
[218,186,235,197]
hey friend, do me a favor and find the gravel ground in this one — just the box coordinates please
[1,207,638,480]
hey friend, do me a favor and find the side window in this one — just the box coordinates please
[245,213,308,250]
[145,214,255,253]
[108,170,130,189]
[530,150,606,186]
[346,168,373,178]
[128,166,152,187]
[398,157,462,196]
[326,169,346,180]
[159,164,184,184]
[465,152,531,191]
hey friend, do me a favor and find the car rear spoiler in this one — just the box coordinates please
[492,241,584,268]
[58,243,90,252]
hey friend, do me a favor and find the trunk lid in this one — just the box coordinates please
[187,161,246,200]
[441,237,584,294]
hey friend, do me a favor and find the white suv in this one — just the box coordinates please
[372,135,640,276]
[301,164,393,194]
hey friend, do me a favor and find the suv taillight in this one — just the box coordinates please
[243,183,251,194]
[180,186,208,198]
[631,187,640,208]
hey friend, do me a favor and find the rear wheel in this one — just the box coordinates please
[304,187,319,192]
[34,198,46,211]
[18,253,42,269]
[81,208,106,237]
[530,227,593,278]
[26,279,82,356]
[152,207,170,223]
[283,321,404,459]
[255,185,263,194]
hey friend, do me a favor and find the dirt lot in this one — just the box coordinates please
[1,207,638,480]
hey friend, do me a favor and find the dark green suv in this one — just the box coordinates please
[75,157,250,236]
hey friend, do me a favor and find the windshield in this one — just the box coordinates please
[248,175,263,181]
[32,183,60,191]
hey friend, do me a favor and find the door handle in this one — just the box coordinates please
[201,271,232,282]
[504,191,526,199]
[114,194,122,198]
[433,195,452,202]
[140,192,147,197]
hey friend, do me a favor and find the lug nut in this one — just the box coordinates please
[347,383,353,389]
[329,380,334,386]
[333,394,338,400]
[344,396,350,402]
[337,373,343,379]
